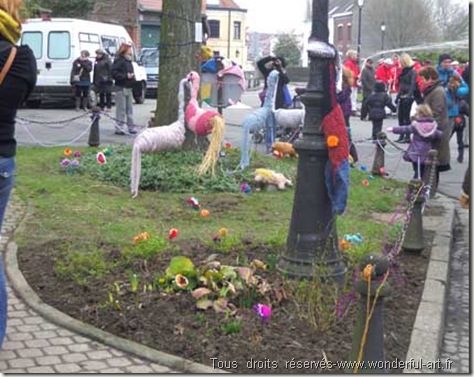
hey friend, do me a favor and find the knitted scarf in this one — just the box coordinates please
[0,10,21,44]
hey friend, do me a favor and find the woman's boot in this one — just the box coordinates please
[74,97,81,111]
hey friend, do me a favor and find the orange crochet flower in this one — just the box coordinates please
[327,135,339,148]
[64,148,73,157]
[339,238,351,252]
[363,264,373,282]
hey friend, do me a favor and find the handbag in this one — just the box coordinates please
[72,68,83,83]
[0,46,17,85]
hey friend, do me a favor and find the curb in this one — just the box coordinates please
[403,195,457,373]
[5,241,225,374]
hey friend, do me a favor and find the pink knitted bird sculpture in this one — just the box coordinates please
[185,71,226,176]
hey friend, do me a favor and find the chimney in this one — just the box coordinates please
[39,7,52,21]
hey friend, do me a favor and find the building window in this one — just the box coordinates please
[347,23,352,41]
[208,20,220,38]
[337,24,343,42]
[233,21,241,40]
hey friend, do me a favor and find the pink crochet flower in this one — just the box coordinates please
[253,304,272,322]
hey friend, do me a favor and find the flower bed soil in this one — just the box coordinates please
[17,232,434,374]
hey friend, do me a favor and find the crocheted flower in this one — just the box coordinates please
[327,135,339,148]
[363,264,373,282]
[175,274,189,289]
[60,158,71,168]
[253,304,272,322]
[169,228,179,240]
[96,152,107,165]
[64,148,73,157]
[73,150,81,158]
[200,209,210,218]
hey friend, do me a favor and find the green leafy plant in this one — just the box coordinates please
[122,232,177,261]
[220,320,243,335]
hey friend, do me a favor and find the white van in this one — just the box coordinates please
[20,18,148,107]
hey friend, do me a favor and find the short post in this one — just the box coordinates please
[402,179,425,252]
[348,254,390,373]
[88,108,101,147]
[371,132,387,176]
[217,75,224,115]
[422,149,438,199]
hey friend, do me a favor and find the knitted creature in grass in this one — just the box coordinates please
[271,141,298,158]
[185,71,226,176]
[130,78,188,198]
[253,168,293,190]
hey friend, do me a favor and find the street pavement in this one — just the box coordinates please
[2,87,470,373]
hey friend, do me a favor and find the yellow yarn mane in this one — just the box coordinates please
[197,116,225,176]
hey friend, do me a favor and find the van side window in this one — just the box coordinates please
[21,31,42,59]
[79,33,100,57]
[48,31,70,59]
[101,35,119,57]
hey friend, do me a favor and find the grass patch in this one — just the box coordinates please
[15,145,406,283]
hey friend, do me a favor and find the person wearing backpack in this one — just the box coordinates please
[0,0,37,350]
[363,81,397,140]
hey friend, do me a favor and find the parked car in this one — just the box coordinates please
[139,47,159,98]
[20,18,148,107]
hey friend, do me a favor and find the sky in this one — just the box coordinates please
[234,0,308,34]
[234,0,472,34]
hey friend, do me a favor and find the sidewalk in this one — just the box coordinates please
[0,195,175,373]
[439,206,469,373]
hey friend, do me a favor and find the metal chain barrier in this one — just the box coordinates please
[16,113,90,127]
[17,115,98,147]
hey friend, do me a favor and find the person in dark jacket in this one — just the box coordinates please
[0,0,37,351]
[363,81,396,139]
[418,66,450,191]
[395,53,418,143]
[387,104,442,178]
[360,58,376,120]
[459,164,469,209]
[111,42,136,134]
[257,55,290,110]
[70,50,92,111]
[93,49,113,111]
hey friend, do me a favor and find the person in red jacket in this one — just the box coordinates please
[375,58,392,88]
[344,50,360,114]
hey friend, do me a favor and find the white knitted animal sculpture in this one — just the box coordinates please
[130,78,188,198]
[239,69,279,169]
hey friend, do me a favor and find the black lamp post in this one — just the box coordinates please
[356,0,364,62]
[277,0,346,283]
[380,22,386,55]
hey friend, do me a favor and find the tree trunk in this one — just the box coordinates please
[154,0,205,150]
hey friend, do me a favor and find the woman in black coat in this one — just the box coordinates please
[395,53,418,143]
[93,49,113,111]
[71,50,93,111]
[0,0,37,350]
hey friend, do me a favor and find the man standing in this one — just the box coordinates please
[344,50,360,114]
[360,58,375,120]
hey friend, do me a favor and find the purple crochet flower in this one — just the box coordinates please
[73,150,81,158]
[71,159,80,167]
[60,158,71,167]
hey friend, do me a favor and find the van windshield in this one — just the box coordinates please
[140,49,159,67]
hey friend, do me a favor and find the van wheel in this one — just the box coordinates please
[133,82,146,104]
